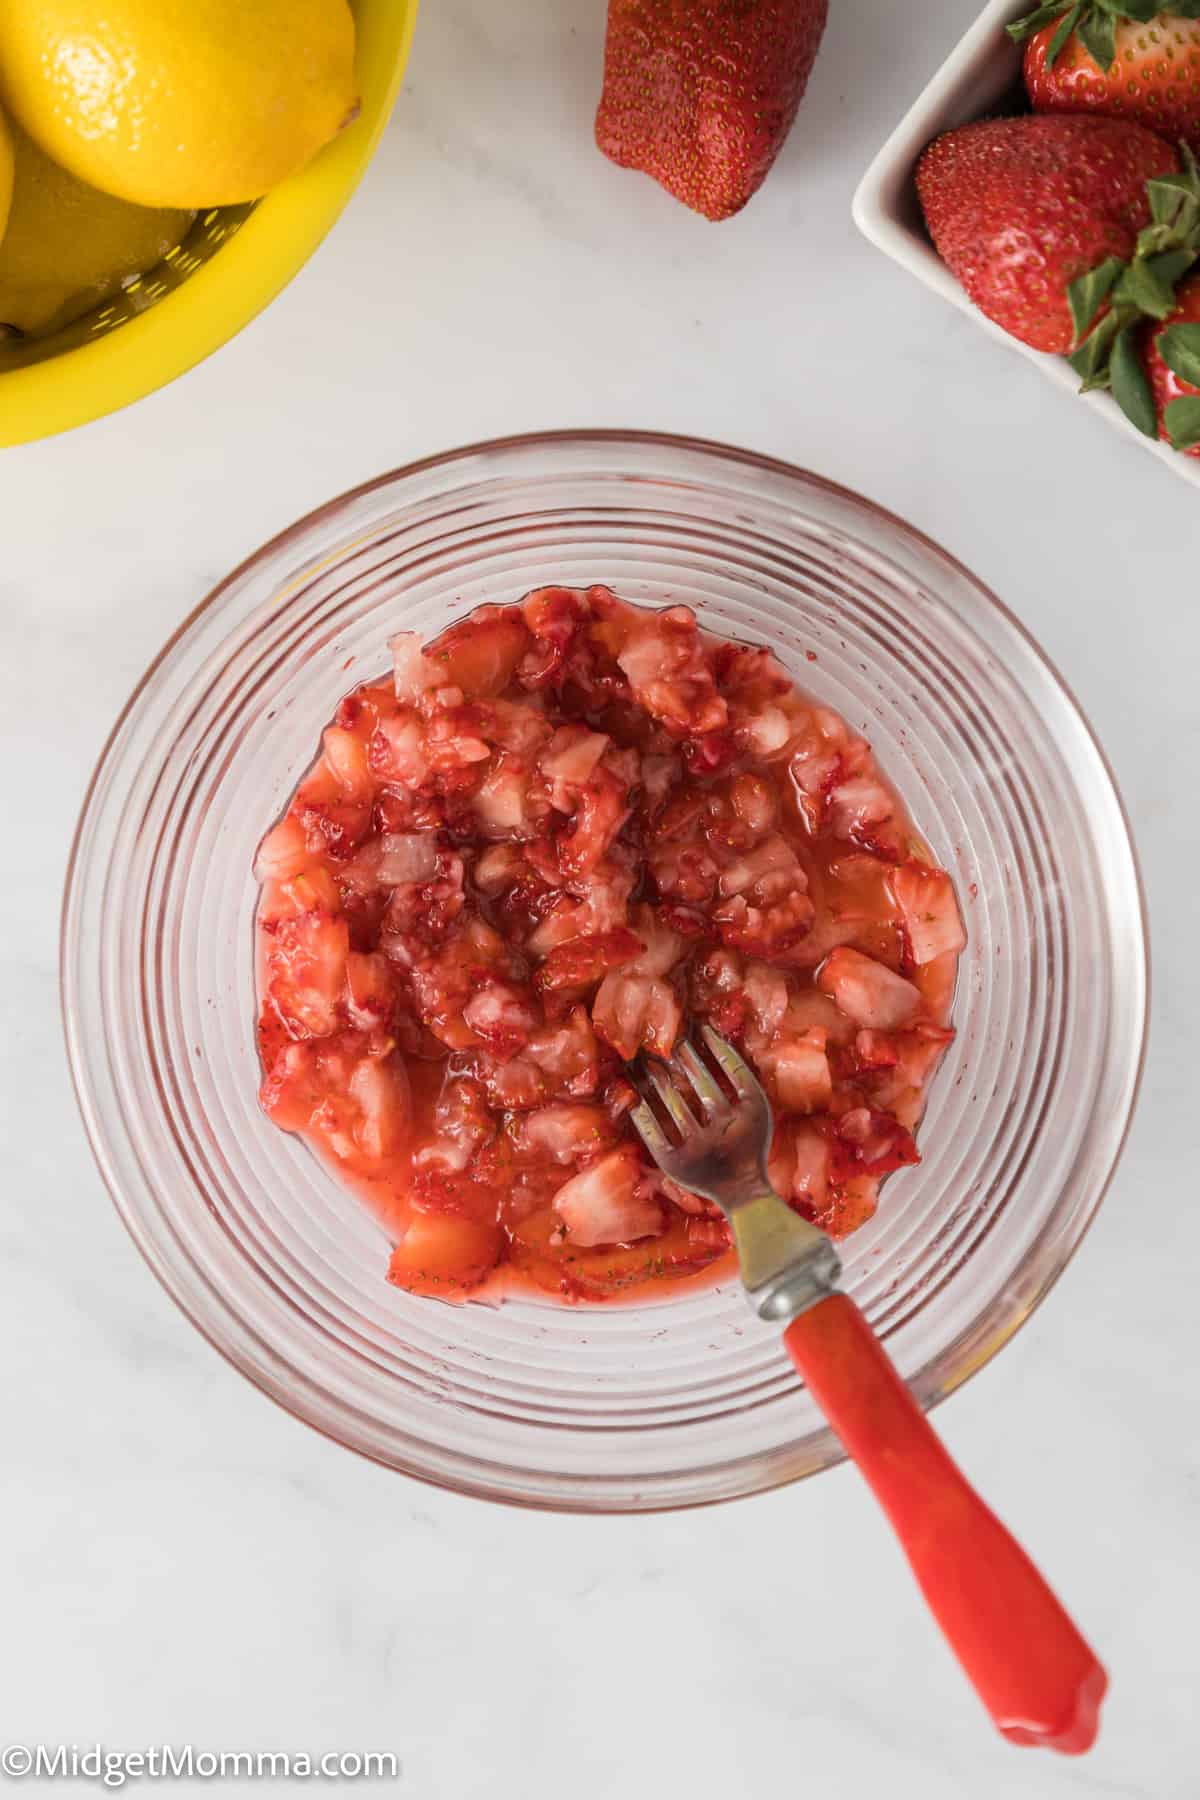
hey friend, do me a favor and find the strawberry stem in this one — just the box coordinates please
[1006,0,1200,70]
[1067,144,1200,435]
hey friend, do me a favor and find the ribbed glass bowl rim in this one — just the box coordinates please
[60,429,1150,1509]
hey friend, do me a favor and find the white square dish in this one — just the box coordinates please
[851,0,1200,491]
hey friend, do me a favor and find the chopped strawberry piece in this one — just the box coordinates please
[259,1041,329,1134]
[255,816,312,883]
[625,902,685,977]
[540,726,611,809]
[817,947,921,1030]
[647,1173,716,1218]
[616,606,728,737]
[378,850,467,958]
[730,771,779,835]
[852,1029,900,1072]
[508,1204,720,1299]
[370,712,429,788]
[649,840,719,904]
[603,1075,640,1122]
[296,796,372,861]
[682,731,737,775]
[685,1216,732,1252]
[387,1213,505,1298]
[743,961,789,1042]
[407,918,516,1048]
[658,901,709,938]
[819,1175,881,1239]
[829,774,898,853]
[552,1147,664,1248]
[471,843,530,897]
[389,632,446,704]
[258,863,341,928]
[736,705,795,759]
[524,855,634,955]
[653,786,708,842]
[641,752,682,810]
[534,927,645,994]
[712,835,814,955]
[471,752,540,839]
[858,1023,956,1126]
[556,767,631,878]
[342,832,440,896]
[413,1078,495,1173]
[778,988,855,1044]
[424,607,532,699]
[592,969,683,1060]
[462,980,537,1061]
[518,586,589,686]
[264,911,350,1037]
[759,1026,831,1113]
[718,834,805,902]
[348,1054,410,1160]
[322,726,373,799]
[768,1118,831,1211]
[261,1037,409,1167]
[714,888,815,957]
[345,951,395,1027]
[526,1006,602,1097]
[833,1107,919,1179]
[689,945,748,1039]
[422,702,493,770]
[476,1056,548,1112]
[519,1104,617,1164]
[891,864,967,966]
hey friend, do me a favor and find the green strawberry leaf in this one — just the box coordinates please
[1069,310,1120,387]
[1110,326,1158,436]
[1076,7,1117,66]
[1141,192,1200,253]
[1164,395,1200,449]
[1068,257,1124,344]
[1146,247,1200,292]
[1094,0,1156,18]
[1046,0,1085,63]
[1114,254,1186,319]
[1157,322,1200,388]
[1006,1,1071,44]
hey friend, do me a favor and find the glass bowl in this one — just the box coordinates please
[61,431,1147,1512]
[0,0,418,448]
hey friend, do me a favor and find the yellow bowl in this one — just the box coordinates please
[0,0,418,448]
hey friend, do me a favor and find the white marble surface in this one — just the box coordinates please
[2,0,1197,1792]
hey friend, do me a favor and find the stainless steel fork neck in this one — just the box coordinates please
[727,1187,843,1325]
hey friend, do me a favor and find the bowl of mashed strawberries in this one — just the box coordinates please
[255,586,966,1304]
[63,432,1147,1510]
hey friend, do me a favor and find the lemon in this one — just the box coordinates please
[0,106,13,247]
[0,122,192,338]
[0,0,358,210]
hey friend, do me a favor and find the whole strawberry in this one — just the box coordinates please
[1142,271,1200,454]
[916,115,1177,350]
[595,0,828,222]
[1010,3,1200,156]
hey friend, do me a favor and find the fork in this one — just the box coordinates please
[631,1026,1107,1756]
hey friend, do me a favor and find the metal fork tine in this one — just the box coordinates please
[630,1099,672,1160]
[701,1023,757,1098]
[675,1040,729,1118]
[646,1063,698,1134]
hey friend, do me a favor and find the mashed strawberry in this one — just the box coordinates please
[255,587,965,1303]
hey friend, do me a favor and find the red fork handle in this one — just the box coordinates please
[784,1294,1107,1754]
